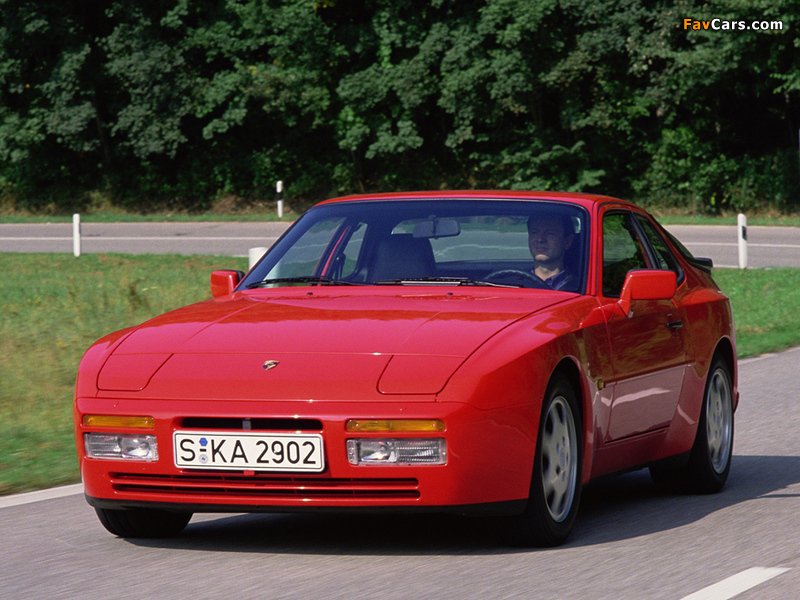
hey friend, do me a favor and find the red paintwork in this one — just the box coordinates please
[617,269,676,315]
[74,191,737,514]
[209,270,240,298]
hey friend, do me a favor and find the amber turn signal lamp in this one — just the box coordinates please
[82,415,155,429]
[345,419,444,433]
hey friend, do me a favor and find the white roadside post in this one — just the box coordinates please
[277,180,284,218]
[72,213,81,257]
[249,246,267,270]
[737,213,748,269]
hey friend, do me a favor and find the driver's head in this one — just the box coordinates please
[527,213,574,271]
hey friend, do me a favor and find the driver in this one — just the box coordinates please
[527,213,577,291]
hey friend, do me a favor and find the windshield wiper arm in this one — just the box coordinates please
[249,276,516,288]
[246,276,363,288]
[372,276,516,288]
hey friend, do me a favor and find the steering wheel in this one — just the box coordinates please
[484,269,548,289]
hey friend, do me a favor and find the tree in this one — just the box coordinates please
[0,0,797,212]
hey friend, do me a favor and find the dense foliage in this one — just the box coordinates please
[1,0,798,213]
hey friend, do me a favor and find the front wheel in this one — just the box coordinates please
[95,507,192,538]
[500,375,582,547]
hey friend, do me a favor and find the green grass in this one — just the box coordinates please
[0,255,797,496]
[0,253,247,495]
[713,268,800,358]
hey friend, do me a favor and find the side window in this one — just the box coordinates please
[602,212,648,297]
[634,214,683,281]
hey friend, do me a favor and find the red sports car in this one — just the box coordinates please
[74,191,737,546]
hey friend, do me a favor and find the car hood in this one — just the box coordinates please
[95,289,568,399]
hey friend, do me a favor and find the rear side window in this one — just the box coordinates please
[634,214,684,282]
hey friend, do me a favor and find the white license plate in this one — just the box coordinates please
[174,431,325,472]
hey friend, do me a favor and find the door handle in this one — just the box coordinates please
[666,319,684,330]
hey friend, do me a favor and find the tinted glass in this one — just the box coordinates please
[634,214,683,280]
[243,199,589,293]
[602,212,648,297]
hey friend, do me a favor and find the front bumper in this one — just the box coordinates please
[76,396,538,513]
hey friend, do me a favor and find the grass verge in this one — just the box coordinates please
[0,253,247,495]
[712,268,800,357]
[0,256,797,496]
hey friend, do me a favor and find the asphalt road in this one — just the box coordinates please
[665,224,800,269]
[0,221,290,258]
[1,347,798,600]
[2,221,800,268]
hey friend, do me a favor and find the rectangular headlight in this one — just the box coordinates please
[84,433,158,461]
[346,438,446,466]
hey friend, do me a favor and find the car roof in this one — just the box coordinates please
[314,190,636,211]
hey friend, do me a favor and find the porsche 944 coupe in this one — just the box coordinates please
[75,191,736,546]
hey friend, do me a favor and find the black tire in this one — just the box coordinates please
[95,507,192,538]
[650,355,734,494]
[501,375,583,547]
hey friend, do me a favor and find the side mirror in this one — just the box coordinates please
[618,269,676,316]
[210,270,245,298]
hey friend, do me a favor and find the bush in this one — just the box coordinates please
[634,128,800,214]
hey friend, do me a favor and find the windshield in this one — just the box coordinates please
[241,199,589,293]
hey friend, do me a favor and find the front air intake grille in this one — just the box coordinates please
[180,417,323,431]
[110,472,420,500]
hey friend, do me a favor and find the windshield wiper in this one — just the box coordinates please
[372,276,516,288]
[246,276,363,288]
[248,275,516,288]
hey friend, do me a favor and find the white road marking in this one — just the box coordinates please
[0,483,83,509]
[680,567,790,600]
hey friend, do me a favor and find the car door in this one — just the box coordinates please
[599,209,688,442]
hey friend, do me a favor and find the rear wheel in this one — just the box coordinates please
[501,375,582,547]
[95,507,192,538]
[650,355,734,493]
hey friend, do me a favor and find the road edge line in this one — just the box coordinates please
[0,483,84,509]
